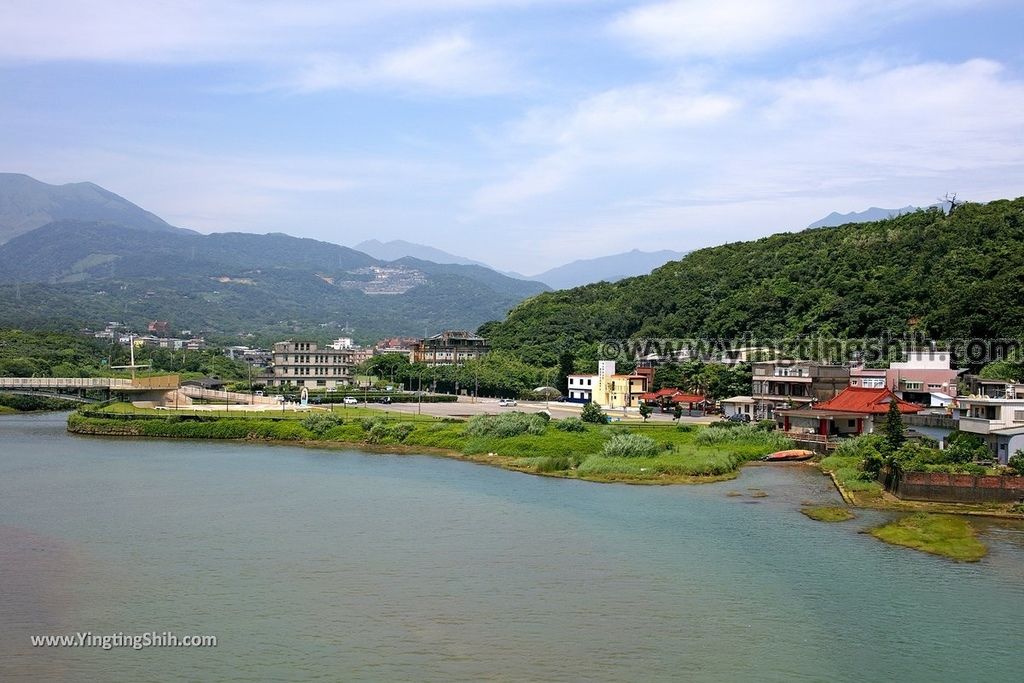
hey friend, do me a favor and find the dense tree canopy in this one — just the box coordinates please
[482,198,1024,366]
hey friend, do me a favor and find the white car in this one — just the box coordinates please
[343,396,358,405]
[498,398,517,407]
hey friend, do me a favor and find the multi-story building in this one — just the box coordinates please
[751,360,850,418]
[374,337,419,361]
[267,341,355,389]
[413,330,489,366]
[850,350,960,407]
[567,360,650,409]
[955,383,1024,464]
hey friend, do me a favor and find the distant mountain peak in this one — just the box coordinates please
[353,238,495,270]
[0,172,191,244]
[807,205,918,229]
[527,249,687,290]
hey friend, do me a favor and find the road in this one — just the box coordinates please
[356,397,718,424]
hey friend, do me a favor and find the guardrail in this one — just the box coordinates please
[0,376,180,391]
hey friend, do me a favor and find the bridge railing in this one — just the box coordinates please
[0,376,180,390]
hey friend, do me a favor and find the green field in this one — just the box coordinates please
[69,407,793,483]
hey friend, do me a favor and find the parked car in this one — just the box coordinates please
[343,396,358,405]
[498,398,517,407]
[724,413,750,423]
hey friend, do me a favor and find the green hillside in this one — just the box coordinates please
[482,198,1024,366]
[0,221,548,343]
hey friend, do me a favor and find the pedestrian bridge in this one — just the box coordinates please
[0,376,181,392]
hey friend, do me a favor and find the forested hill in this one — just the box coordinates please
[481,198,1024,366]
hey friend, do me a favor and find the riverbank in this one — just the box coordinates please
[68,405,791,485]
[818,453,1024,519]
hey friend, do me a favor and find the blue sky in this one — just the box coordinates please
[2,0,1023,273]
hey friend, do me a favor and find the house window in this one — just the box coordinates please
[1014,410,1024,423]
[848,420,856,428]
[903,381,922,390]
[861,378,885,389]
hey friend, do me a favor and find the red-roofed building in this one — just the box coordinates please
[777,386,923,438]
[640,387,707,415]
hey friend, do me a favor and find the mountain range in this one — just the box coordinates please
[354,238,687,288]
[807,206,919,228]
[0,173,191,244]
[0,175,551,343]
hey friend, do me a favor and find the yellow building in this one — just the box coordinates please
[589,361,650,409]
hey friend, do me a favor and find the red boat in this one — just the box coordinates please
[763,449,815,462]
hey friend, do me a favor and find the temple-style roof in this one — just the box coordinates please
[813,386,922,414]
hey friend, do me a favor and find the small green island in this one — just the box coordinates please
[870,513,988,562]
[800,506,856,522]
[68,404,794,484]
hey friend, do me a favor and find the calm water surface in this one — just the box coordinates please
[1,412,1022,682]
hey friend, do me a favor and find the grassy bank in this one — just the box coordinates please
[870,513,987,562]
[0,394,82,412]
[800,506,855,522]
[68,407,793,484]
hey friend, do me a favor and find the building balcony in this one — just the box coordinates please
[957,416,1009,435]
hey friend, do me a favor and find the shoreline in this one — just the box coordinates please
[66,411,1024,517]
[67,426,742,486]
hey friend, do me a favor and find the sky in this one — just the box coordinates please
[1,0,1023,273]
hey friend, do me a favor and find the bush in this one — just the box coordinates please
[755,420,777,432]
[534,455,573,473]
[675,424,695,433]
[464,412,548,438]
[367,421,415,444]
[580,402,608,424]
[554,417,587,432]
[945,431,992,464]
[301,412,342,436]
[1008,450,1024,475]
[360,416,386,431]
[601,433,660,458]
[694,424,793,451]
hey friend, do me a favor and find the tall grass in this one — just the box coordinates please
[464,412,548,438]
[601,433,660,458]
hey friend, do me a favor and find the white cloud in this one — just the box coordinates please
[466,56,1024,266]
[610,0,982,60]
[287,34,520,95]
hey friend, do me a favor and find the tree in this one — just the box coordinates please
[639,403,652,422]
[884,399,905,451]
[580,401,608,424]
[1008,450,1024,475]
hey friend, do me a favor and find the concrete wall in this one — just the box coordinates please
[883,469,1024,504]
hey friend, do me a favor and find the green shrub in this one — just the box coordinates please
[464,412,548,438]
[601,433,660,458]
[367,421,415,444]
[755,420,777,432]
[694,424,794,451]
[1009,450,1024,475]
[580,402,608,424]
[534,455,572,472]
[945,431,990,463]
[301,412,342,436]
[675,424,695,433]
[554,417,587,432]
[360,416,386,431]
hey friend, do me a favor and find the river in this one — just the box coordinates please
[1,412,1022,682]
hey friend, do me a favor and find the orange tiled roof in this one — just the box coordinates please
[813,386,922,414]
